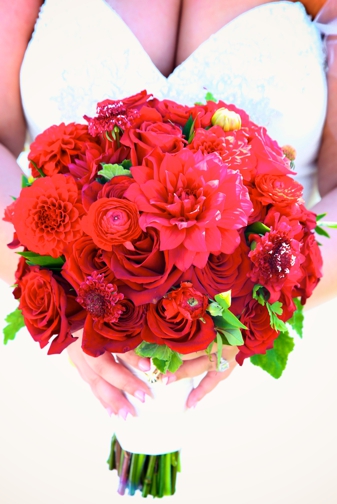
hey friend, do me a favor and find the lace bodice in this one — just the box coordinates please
[20,0,328,204]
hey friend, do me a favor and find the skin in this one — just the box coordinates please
[0,0,335,418]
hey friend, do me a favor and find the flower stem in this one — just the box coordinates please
[128,453,138,495]
[117,450,131,495]
[107,434,117,471]
[163,454,172,496]
[142,455,156,498]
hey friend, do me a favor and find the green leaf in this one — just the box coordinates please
[204,91,217,102]
[152,358,169,374]
[246,222,270,236]
[266,302,288,332]
[98,163,132,181]
[250,331,295,379]
[315,225,330,238]
[168,352,183,373]
[182,115,194,140]
[207,301,224,317]
[17,251,65,269]
[221,309,247,329]
[205,340,215,356]
[216,332,223,370]
[3,308,25,344]
[286,298,304,338]
[219,327,244,346]
[316,213,327,221]
[214,291,231,309]
[319,221,337,229]
[21,174,32,188]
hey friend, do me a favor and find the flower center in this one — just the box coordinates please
[257,235,295,280]
[77,271,124,323]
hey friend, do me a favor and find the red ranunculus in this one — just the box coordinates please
[12,174,84,258]
[18,268,80,354]
[141,290,216,354]
[254,173,303,207]
[108,228,182,305]
[125,149,252,270]
[81,197,142,251]
[236,299,279,364]
[82,298,146,357]
[28,122,94,177]
[121,107,185,164]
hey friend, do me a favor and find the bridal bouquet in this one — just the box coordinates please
[3,90,326,497]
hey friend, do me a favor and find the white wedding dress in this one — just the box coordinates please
[1,1,337,503]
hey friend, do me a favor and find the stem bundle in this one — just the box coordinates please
[107,434,181,498]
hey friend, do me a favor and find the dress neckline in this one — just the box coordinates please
[101,1,305,79]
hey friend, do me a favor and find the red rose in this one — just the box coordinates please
[184,233,254,304]
[149,98,191,127]
[68,142,130,188]
[249,128,293,177]
[121,107,185,164]
[108,228,182,305]
[18,268,79,354]
[141,294,216,354]
[236,299,279,364]
[81,197,142,251]
[28,122,94,177]
[82,299,146,357]
[294,232,323,304]
[62,235,115,291]
[12,174,84,258]
[82,176,135,212]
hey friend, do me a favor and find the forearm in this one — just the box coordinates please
[305,186,337,309]
[0,143,24,285]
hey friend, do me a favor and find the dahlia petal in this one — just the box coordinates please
[184,226,207,252]
[219,229,241,254]
[169,245,195,271]
[205,227,222,252]
[159,226,186,250]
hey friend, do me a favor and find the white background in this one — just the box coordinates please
[0,278,336,504]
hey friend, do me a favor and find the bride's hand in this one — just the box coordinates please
[67,333,152,419]
[163,345,239,408]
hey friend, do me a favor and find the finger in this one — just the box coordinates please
[114,350,151,372]
[82,349,153,400]
[164,346,239,383]
[68,341,137,417]
[186,360,237,408]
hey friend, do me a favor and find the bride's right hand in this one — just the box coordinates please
[67,333,152,419]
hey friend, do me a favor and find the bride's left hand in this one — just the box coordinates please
[162,345,238,408]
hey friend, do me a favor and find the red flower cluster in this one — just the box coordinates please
[5,90,323,364]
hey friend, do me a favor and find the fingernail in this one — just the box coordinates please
[118,408,130,421]
[188,400,198,409]
[167,374,176,384]
[106,407,114,417]
[138,358,151,371]
[161,376,169,385]
[134,390,145,403]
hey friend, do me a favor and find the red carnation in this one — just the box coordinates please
[12,174,84,258]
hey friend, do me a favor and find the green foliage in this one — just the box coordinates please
[3,308,25,344]
[135,342,183,374]
[98,162,132,181]
[250,331,295,379]
[245,221,270,236]
[17,251,65,269]
[204,91,217,102]
[286,298,304,338]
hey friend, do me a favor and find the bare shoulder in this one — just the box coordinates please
[0,0,43,155]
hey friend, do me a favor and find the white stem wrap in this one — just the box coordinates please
[113,362,194,455]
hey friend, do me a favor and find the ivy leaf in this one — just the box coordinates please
[286,298,304,338]
[98,163,132,181]
[3,308,25,344]
[17,251,65,269]
[250,331,295,379]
